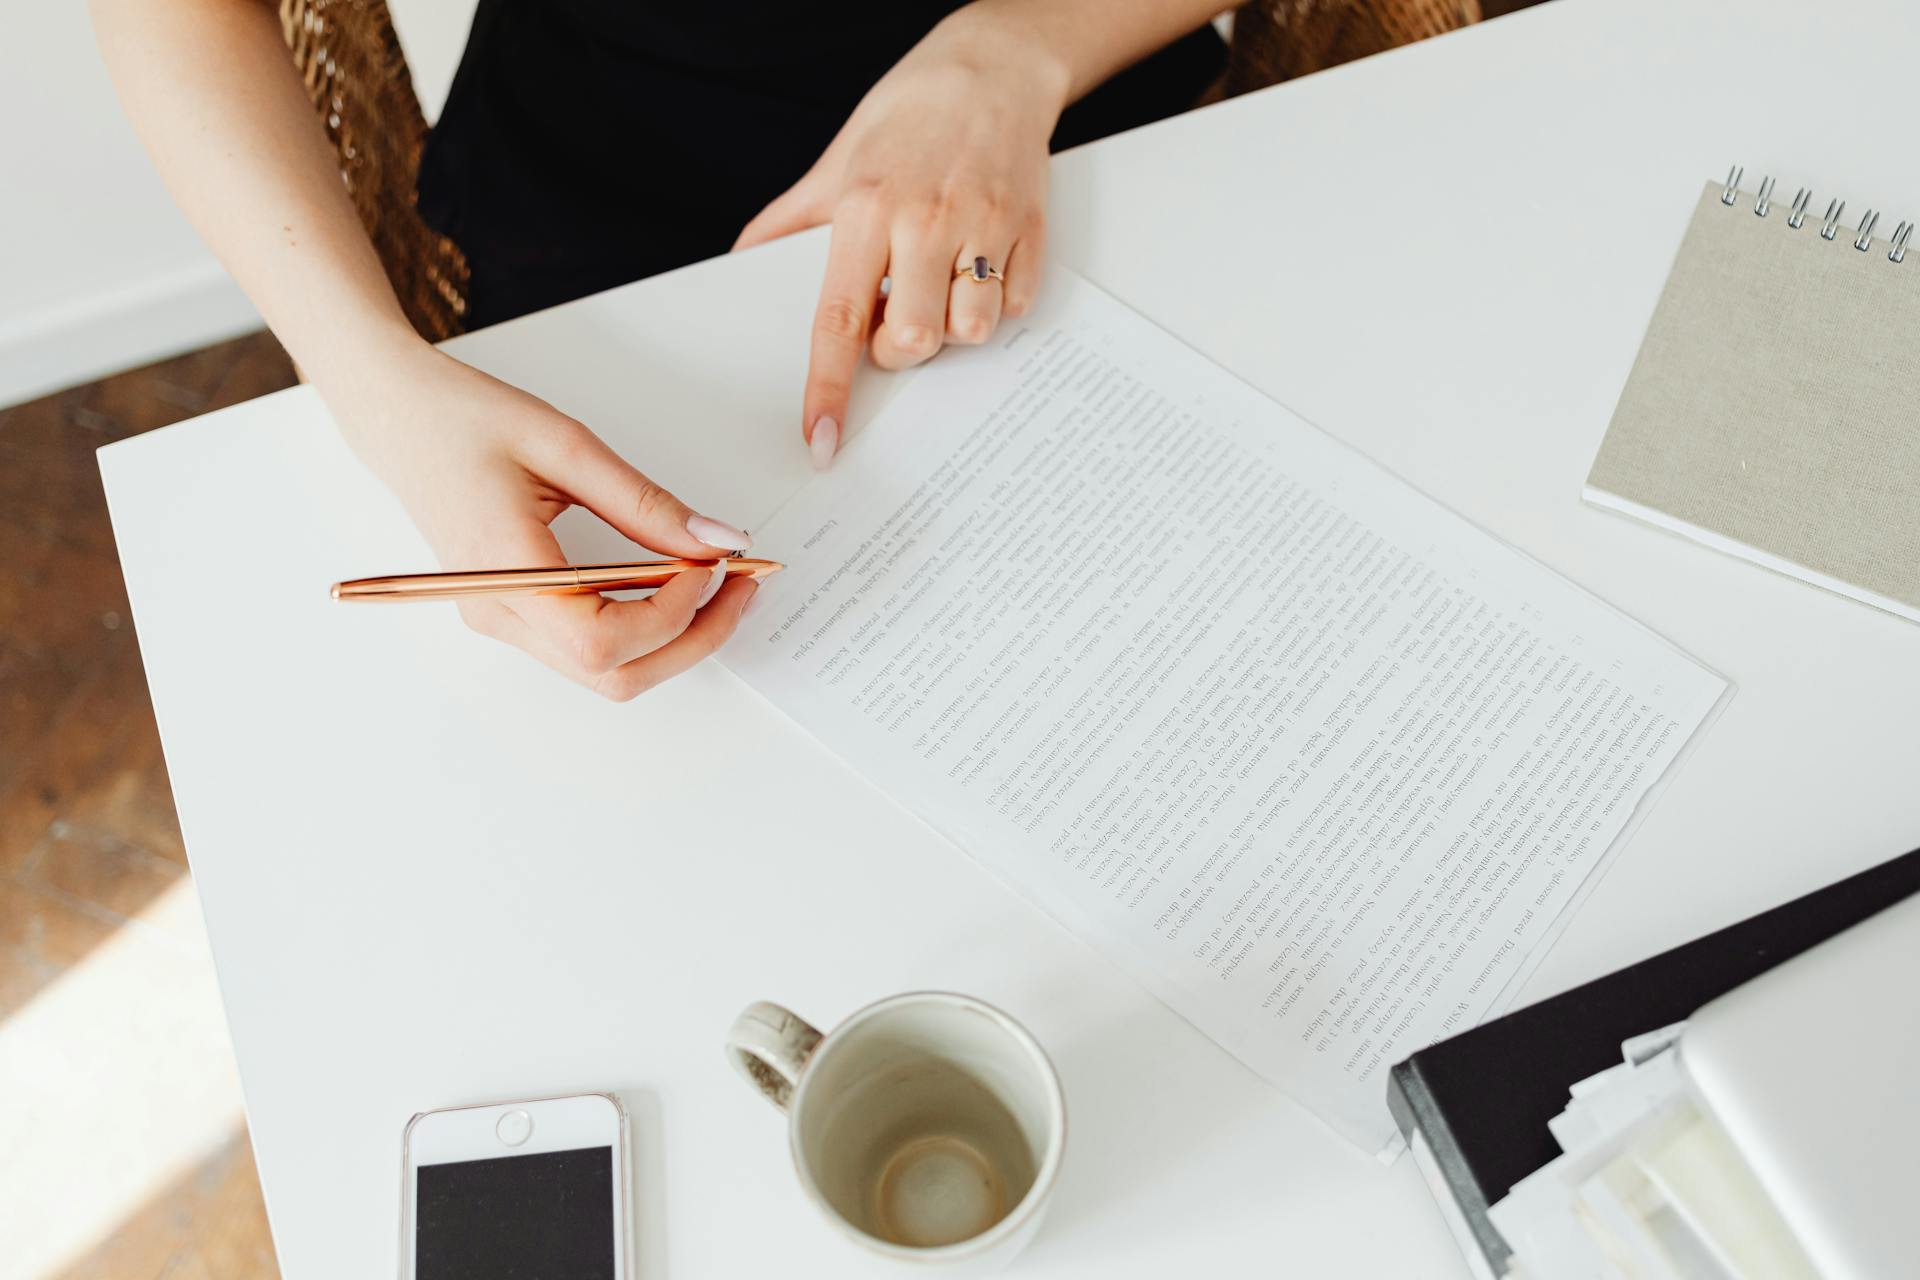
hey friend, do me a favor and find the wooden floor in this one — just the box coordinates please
[2,331,295,1279]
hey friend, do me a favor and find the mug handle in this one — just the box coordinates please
[725,1001,824,1113]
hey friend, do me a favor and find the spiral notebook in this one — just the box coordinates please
[1586,170,1920,623]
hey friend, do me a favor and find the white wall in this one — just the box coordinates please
[0,0,477,409]
[389,1,481,128]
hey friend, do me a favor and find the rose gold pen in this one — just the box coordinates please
[330,557,783,602]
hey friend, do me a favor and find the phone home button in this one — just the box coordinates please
[495,1109,534,1146]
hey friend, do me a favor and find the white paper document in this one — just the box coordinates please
[721,269,1727,1149]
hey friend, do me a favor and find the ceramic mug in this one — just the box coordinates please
[726,992,1067,1272]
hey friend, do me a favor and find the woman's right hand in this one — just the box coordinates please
[323,343,760,701]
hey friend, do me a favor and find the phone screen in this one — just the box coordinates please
[415,1145,614,1280]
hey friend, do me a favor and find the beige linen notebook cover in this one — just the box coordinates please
[1586,174,1920,623]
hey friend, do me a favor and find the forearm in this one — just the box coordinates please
[90,0,422,393]
[941,0,1228,110]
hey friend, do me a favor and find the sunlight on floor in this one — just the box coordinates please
[0,878,249,1278]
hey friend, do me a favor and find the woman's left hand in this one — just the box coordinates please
[733,8,1069,468]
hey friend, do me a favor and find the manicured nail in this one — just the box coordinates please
[740,579,762,617]
[686,514,751,551]
[810,417,839,471]
[696,561,727,608]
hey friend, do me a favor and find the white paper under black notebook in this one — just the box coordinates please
[720,266,1728,1151]
[1587,169,1920,623]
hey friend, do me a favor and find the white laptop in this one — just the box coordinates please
[1679,888,1920,1280]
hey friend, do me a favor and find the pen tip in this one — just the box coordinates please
[329,583,342,601]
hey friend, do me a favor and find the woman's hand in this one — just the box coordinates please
[733,8,1071,468]
[327,343,760,701]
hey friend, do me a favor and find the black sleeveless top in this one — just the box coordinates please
[417,0,1224,327]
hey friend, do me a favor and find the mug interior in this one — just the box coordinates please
[792,996,1061,1253]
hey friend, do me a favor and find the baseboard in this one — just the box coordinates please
[0,259,262,409]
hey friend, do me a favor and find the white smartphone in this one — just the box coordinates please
[400,1091,630,1280]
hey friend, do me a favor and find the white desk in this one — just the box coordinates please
[101,0,1920,1274]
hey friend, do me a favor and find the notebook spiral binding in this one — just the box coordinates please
[1720,164,1913,264]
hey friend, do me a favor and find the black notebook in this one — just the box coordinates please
[1386,846,1920,1277]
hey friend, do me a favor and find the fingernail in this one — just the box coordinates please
[687,514,752,550]
[740,579,762,617]
[696,560,727,608]
[810,417,839,471]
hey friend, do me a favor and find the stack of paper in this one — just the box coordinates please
[1488,1026,1816,1279]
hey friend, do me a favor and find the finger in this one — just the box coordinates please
[521,425,751,555]
[515,554,723,677]
[482,571,743,703]
[869,226,951,371]
[586,577,759,702]
[734,177,824,252]
[487,516,726,676]
[456,597,519,643]
[461,603,580,680]
[461,604,665,701]
[1001,218,1047,319]
[803,195,889,468]
[946,245,1010,345]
